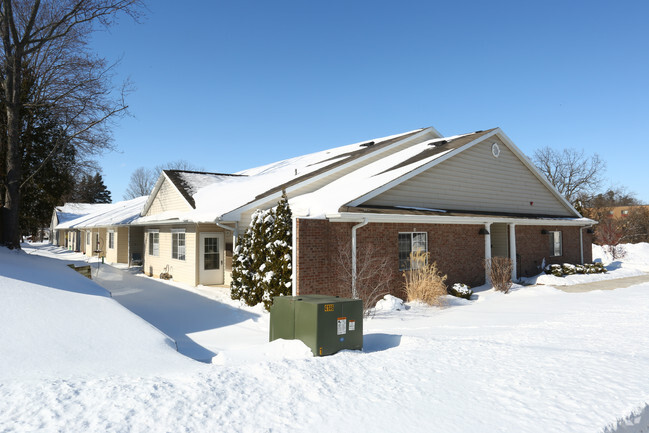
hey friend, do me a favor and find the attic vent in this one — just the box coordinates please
[359,141,375,147]
[429,140,448,146]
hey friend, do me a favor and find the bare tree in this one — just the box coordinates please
[334,242,395,316]
[123,166,153,199]
[532,147,606,204]
[123,160,204,199]
[0,0,142,248]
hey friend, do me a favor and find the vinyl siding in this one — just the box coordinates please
[363,137,574,217]
[144,225,197,286]
[146,177,193,216]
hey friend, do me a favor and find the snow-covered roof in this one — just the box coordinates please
[54,203,114,226]
[135,125,585,225]
[56,196,149,229]
[137,128,431,223]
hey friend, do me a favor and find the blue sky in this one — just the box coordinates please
[91,0,649,203]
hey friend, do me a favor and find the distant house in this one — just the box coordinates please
[135,126,595,297]
[602,205,649,219]
[52,196,148,265]
[50,203,113,250]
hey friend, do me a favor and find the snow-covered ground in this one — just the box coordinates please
[1,243,648,432]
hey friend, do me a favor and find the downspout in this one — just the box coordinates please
[215,220,237,286]
[351,218,369,299]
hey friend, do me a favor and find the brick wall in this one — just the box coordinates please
[295,219,486,299]
[515,225,593,277]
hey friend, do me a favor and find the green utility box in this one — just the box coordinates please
[269,295,363,356]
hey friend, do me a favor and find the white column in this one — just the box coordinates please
[509,223,517,282]
[484,223,492,285]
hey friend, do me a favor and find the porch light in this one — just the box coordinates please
[541,229,549,235]
[479,228,490,235]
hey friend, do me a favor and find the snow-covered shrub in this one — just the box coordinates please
[230,192,292,310]
[448,283,472,300]
[561,263,576,275]
[544,262,607,277]
[485,257,513,293]
[374,294,405,312]
[403,252,447,306]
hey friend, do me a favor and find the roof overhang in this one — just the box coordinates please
[324,211,596,227]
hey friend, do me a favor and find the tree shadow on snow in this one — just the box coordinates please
[363,333,402,353]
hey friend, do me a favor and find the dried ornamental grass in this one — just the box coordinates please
[403,252,448,306]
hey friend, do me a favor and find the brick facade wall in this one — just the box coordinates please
[515,225,593,277]
[295,219,594,300]
[295,219,486,299]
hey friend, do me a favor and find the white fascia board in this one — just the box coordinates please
[347,129,500,207]
[220,127,439,221]
[325,212,596,227]
[494,129,582,218]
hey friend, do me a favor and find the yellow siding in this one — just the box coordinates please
[117,227,129,263]
[146,177,192,216]
[143,225,197,286]
[363,137,574,217]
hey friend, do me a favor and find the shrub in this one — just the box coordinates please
[334,242,394,317]
[485,257,513,293]
[544,262,607,277]
[403,252,447,306]
[448,283,472,300]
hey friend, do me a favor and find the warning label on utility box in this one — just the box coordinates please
[337,317,347,335]
[349,320,355,331]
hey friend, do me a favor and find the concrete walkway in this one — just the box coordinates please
[556,273,649,293]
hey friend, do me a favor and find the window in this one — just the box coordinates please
[398,232,428,270]
[148,231,159,256]
[108,231,115,249]
[172,229,185,261]
[86,231,90,245]
[549,231,562,257]
[621,210,629,217]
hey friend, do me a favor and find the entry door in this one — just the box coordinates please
[199,232,224,285]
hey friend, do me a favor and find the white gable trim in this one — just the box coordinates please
[221,127,440,221]
[140,171,193,217]
[346,129,500,207]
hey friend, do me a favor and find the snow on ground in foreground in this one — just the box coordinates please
[525,242,649,286]
[2,243,649,432]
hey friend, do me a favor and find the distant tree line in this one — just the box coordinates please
[533,146,648,245]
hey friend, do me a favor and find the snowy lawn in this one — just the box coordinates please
[1,243,648,432]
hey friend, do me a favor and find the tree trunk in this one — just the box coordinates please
[1,50,23,249]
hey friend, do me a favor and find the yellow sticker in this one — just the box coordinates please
[324,304,334,312]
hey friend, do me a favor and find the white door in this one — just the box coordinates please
[199,232,224,285]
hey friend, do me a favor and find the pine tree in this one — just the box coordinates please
[69,172,112,203]
[261,192,293,309]
[230,192,293,310]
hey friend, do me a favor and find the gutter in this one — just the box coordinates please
[326,212,596,227]
[351,218,369,299]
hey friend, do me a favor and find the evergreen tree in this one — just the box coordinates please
[70,172,112,203]
[261,192,293,309]
[230,192,293,310]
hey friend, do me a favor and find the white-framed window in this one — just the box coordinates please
[398,232,428,270]
[549,231,562,257]
[95,233,100,251]
[621,210,629,216]
[108,231,115,249]
[172,229,186,261]
[148,230,159,256]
